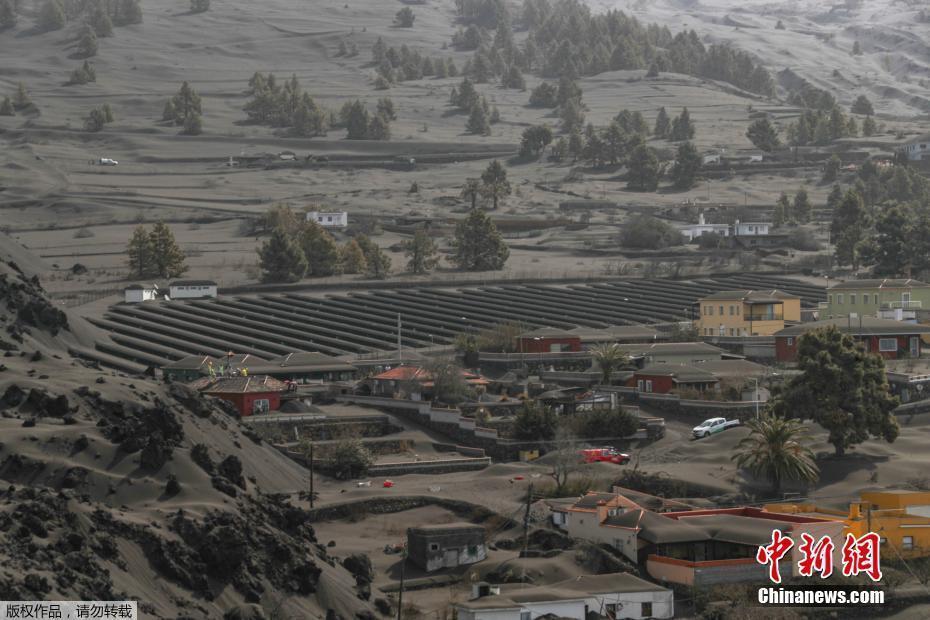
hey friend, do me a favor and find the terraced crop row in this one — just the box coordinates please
[91,274,825,367]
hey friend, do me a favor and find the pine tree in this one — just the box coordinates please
[823,154,841,183]
[376,97,396,121]
[0,96,13,116]
[831,189,865,267]
[38,0,65,32]
[368,114,391,140]
[851,95,874,116]
[355,234,391,279]
[345,100,369,139]
[480,160,510,209]
[76,25,98,59]
[394,7,415,27]
[775,192,792,225]
[12,82,29,110]
[126,225,153,278]
[402,227,439,274]
[455,77,479,110]
[84,107,106,132]
[169,82,201,126]
[162,100,177,123]
[117,0,142,25]
[654,107,670,138]
[670,108,695,141]
[182,113,202,135]
[852,40,862,55]
[149,222,188,278]
[626,143,660,191]
[299,221,340,277]
[90,7,112,36]
[451,208,509,271]
[466,105,490,135]
[746,117,780,152]
[340,239,367,275]
[0,0,16,30]
[670,141,701,189]
[792,189,812,223]
[862,115,877,137]
[258,228,307,283]
[191,0,210,13]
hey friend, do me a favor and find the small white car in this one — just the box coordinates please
[98,158,118,166]
[692,417,740,439]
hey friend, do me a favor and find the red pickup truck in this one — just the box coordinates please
[581,448,631,465]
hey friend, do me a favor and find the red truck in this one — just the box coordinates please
[580,448,631,465]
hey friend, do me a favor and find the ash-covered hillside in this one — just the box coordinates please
[0,243,374,619]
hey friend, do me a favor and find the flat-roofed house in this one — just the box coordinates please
[824,278,930,321]
[162,355,215,382]
[454,573,674,620]
[774,318,930,362]
[694,289,801,337]
[168,280,218,300]
[406,523,487,572]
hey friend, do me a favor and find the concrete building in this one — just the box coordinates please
[306,210,348,229]
[767,490,930,558]
[823,279,930,321]
[733,220,770,236]
[694,290,801,337]
[625,342,733,366]
[630,359,768,395]
[518,327,583,353]
[123,284,158,303]
[168,280,217,300]
[774,318,930,362]
[162,355,215,382]
[900,134,930,161]
[246,352,357,383]
[679,213,730,242]
[454,573,673,620]
[406,523,487,572]
[187,374,289,416]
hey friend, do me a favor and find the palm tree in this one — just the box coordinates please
[732,415,819,496]
[591,343,628,385]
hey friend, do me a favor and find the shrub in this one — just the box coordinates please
[326,439,373,480]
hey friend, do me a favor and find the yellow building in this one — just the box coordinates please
[765,490,930,558]
[694,290,801,337]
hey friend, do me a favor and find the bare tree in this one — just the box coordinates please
[549,425,580,495]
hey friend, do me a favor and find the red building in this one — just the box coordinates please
[629,364,719,394]
[517,327,582,353]
[774,318,930,363]
[188,375,288,416]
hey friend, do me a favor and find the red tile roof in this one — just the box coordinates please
[371,365,489,385]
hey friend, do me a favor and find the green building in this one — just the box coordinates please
[824,279,930,320]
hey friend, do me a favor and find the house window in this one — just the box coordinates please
[605,604,618,620]
[252,399,270,414]
[707,305,713,316]
[828,294,833,304]
[429,543,440,552]
[903,536,914,551]
[862,294,870,305]
[850,294,856,305]
[736,305,740,316]
[520,613,531,620]
[837,294,844,305]
[787,337,794,346]
[645,380,653,393]
[637,380,644,391]
[642,602,653,617]
[879,338,898,352]
[729,305,735,315]
[719,305,724,315]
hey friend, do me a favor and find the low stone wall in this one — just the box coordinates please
[305,496,515,527]
[368,457,491,477]
[245,414,402,444]
[611,389,762,421]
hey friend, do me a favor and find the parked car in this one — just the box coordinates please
[692,417,740,439]
[98,157,118,166]
[581,448,630,465]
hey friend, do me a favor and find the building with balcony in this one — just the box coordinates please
[766,490,930,559]
[823,279,930,321]
[900,134,930,162]
[774,318,930,362]
[694,290,801,337]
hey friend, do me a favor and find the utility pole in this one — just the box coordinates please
[295,427,314,509]
[397,313,402,364]
[396,543,407,620]
[521,483,533,588]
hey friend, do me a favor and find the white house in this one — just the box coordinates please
[124,284,158,303]
[679,213,730,242]
[733,219,770,236]
[901,135,930,161]
[454,574,674,620]
[168,280,218,300]
[306,211,348,229]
